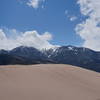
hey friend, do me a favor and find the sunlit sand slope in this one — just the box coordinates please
[0,64,100,100]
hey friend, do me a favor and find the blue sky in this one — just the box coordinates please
[0,0,84,46]
[0,0,100,50]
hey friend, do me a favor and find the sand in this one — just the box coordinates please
[0,64,100,100]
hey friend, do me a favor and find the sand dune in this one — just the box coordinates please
[0,64,100,100]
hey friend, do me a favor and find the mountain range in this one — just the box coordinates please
[0,46,100,72]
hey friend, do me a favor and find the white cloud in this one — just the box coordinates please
[0,29,6,40]
[27,0,45,9]
[65,10,77,22]
[70,16,77,21]
[41,32,52,41]
[0,29,54,50]
[65,10,68,15]
[76,0,100,51]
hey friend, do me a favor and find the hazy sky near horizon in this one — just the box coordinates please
[0,0,100,51]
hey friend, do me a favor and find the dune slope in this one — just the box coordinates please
[0,64,100,100]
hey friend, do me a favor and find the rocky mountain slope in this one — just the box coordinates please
[0,45,100,72]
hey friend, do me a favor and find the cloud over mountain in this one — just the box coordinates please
[76,0,100,51]
[0,28,54,50]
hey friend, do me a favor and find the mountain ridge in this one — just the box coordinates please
[0,45,100,72]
